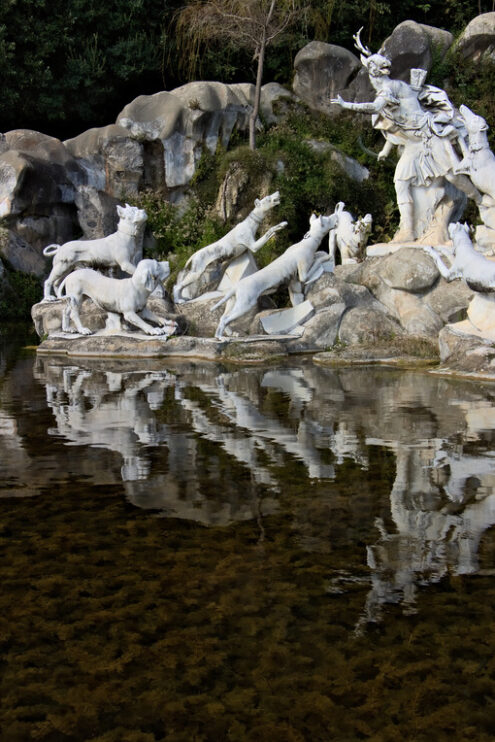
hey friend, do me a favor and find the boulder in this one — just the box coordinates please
[117,82,252,189]
[338,305,404,345]
[293,42,360,113]
[285,303,347,352]
[455,13,495,62]
[259,83,295,124]
[377,247,439,292]
[0,132,83,274]
[380,21,453,80]
[438,324,495,376]
[305,140,369,182]
[73,186,120,241]
[358,250,444,336]
[305,271,376,309]
[65,124,144,198]
[425,277,473,323]
[214,162,250,222]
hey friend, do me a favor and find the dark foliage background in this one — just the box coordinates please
[0,0,492,139]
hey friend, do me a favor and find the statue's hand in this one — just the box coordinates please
[330,95,346,108]
[377,149,388,161]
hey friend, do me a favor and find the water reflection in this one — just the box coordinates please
[3,348,495,626]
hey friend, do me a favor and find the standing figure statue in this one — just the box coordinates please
[331,29,481,244]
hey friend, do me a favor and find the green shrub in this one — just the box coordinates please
[0,269,42,323]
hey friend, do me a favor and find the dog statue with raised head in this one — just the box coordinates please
[173,191,287,304]
[213,210,340,339]
[58,258,177,336]
[43,204,148,301]
[456,105,495,202]
[421,222,495,292]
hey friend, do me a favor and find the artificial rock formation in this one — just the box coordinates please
[0,82,294,275]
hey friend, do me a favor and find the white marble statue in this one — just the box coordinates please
[173,191,287,304]
[329,203,372,267]
[58,258,177,336]
[213,210,339,338]
[285,203,372,305]
[42,204,147,301]
[331,29,480,244]
[457,104,495,251]
[421,221,495,291]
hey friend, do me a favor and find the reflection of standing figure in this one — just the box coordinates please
[332,30,480,243]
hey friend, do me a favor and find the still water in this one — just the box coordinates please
[2,333,495,741]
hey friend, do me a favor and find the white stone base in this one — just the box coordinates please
[260,300,314,335]
[217,251,258,291]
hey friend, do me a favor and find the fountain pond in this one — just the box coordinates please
[2,330,495,741]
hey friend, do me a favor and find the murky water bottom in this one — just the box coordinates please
[2,332,495,741]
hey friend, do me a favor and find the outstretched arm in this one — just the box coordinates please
[330,93,387,115]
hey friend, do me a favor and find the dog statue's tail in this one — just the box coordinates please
[56,276,68,298]
[212,287,236,310]
[43,243,60,257]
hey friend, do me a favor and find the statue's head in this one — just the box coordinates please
[353,27,391,78]
[365,54,391,78]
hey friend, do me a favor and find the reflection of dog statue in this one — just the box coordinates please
[421,222,495,291]
[43,204,148,301]
[329,204,372,267]
[58,258,177,336]
[173,191,287,304]
[213,211,339,338]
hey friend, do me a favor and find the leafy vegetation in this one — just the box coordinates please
[0,268,42,323]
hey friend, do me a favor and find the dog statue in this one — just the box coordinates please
[213,210,340,339]
[329,204,372,267]
[456,105,495,203]
[42,204,148,301]
[173,191,287,304]
[421,222,495,292]
[58,258,177,336]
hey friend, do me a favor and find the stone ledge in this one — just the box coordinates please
[36,332,290,364]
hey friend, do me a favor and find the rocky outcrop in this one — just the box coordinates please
[0,131,84,274]
[115,81,292,192]
[455,13,495,62]
[380,20,453,80]
[0,81,296,275]
[293,42,360,113]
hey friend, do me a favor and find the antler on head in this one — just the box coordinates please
[353,27,371,57]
